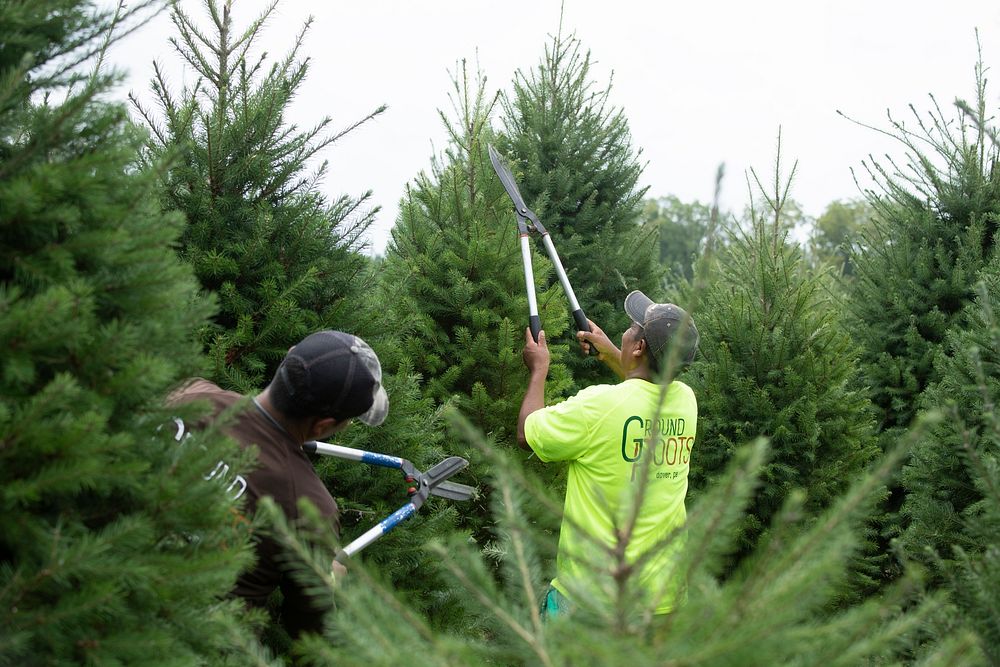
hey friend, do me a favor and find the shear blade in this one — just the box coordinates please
[488,144,531,214]
[422,456,469,489]
[430,480,477,501]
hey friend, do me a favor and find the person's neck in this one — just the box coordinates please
[624,363,653,383]
[255,390,310,444]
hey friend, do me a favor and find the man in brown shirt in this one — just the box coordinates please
[170,330,389,637]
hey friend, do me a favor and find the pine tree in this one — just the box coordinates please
[900,257,1000,661]
[380,64,573,445]
[847,59,1000,436]
[269,421,976,667]
[0,1,270,663]
[844,57,1000,587]
[500,31,659,387]
[684,153,881,578]
[132,0,385,393]
[372,65,575,595]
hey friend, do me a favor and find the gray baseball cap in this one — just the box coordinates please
[623,291,699,366]
[277,330,389,426]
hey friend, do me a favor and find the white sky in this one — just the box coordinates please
[106,1,1000,255]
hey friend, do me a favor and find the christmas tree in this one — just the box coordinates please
[901,256,1000,661]
[379,63,573,444]
[371,65,575,600]
[132,0,385,392]
[500,31,659,387]
[845,56,1000,584]
[0,1,269,662]
[684,150,881,581]
[847,58,1000,436]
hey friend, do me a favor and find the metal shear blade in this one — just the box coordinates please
[488,144,543,234]
[415,456,474,503]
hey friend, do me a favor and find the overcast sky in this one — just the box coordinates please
[106,1,1000,255]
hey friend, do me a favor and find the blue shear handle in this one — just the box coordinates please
[360,451,405,469]
[337,503,418,561]
[380,503,418,531]
[307,441,404,469]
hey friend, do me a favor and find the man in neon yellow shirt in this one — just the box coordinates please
[517,290,699,620]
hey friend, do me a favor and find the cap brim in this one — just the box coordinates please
[357,385,389,426]
[624,290,654,324]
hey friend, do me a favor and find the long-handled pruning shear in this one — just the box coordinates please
[488,144,595,349]
[303,441,475,563]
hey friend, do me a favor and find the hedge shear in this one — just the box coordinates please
[488,144,595,348]
[304,441,475,563]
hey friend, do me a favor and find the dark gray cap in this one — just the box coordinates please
[277,331,389,426]
[624,291,699,366]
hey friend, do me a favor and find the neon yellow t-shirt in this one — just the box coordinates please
[524,378,697,615]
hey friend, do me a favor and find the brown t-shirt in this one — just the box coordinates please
[170,378,338,635]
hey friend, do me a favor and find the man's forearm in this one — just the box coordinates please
[516,370,547,450]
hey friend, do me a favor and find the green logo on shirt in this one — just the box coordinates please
[620,415,693,466]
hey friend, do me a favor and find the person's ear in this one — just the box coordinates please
[309,416,340,440]
[632,337,647,359]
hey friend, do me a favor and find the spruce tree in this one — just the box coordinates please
[373,66,575,593]
[273,424,972,666]
[847,60,1000,436]
[845,59,1000,586]
[500,32,658,386]
[132,0,385,393]
[379,64,573,445]
[0,1,269,663]
[684,156,881,576]
[900,258,1000,661]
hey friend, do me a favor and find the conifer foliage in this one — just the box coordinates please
[901,258,1000,661]
[313,363,477,636]
[847,62,1000,435]
[845,63,1000,588]
[284,430,964,667]
[380,65,573,444]
[0,1,266,662]
[373,66,575,589]
[133,0,385,393]
[501,32,658,385]
[685,158,881,564]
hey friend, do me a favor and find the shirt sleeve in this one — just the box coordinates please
[523,385,606,462]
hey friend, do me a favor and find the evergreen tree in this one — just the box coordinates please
[684,155,881,576]
[132,0,385,393]
[373,66,575,596]
[271,423,975,667]
[134,3,482,652]
[380,64,573,445]
[845,59,1000,586]
[312,355,480,639]
[500,32,658,386]
[0,1,270,663]
[900,258,1000,661]
[847,61,1000,436]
